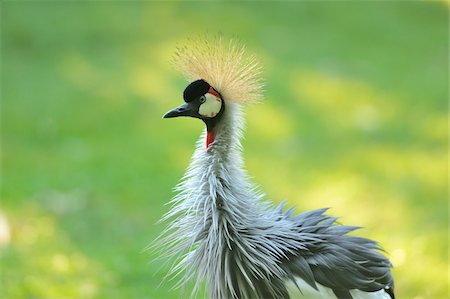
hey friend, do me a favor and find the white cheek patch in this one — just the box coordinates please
[199,93,222,118]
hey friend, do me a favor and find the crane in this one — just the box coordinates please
[156,36,395,299]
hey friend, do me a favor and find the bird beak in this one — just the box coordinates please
[163,102,198,119]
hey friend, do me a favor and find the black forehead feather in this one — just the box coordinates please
[183,79,210,102]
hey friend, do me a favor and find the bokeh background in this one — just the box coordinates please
[1,2,448,299]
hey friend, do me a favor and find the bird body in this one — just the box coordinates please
[157,37,395,299]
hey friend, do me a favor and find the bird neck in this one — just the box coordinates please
[202,102,244,160]
[192,101,262,223]
[184,102,251,215]
[161,103,291,298]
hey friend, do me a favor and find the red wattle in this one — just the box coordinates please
[206,131,215,149]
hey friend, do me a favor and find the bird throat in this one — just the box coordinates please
[203,99,225,149]
[206,130,215,149]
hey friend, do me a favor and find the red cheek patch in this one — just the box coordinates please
[208,87,221,99]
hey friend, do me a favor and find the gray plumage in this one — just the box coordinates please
[156,102,395,299]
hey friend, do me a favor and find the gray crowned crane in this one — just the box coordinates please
[156,37,395,299]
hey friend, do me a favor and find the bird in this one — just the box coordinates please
[156,36,395,299]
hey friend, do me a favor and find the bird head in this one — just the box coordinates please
[163,79,225,131]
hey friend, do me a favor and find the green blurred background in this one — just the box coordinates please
[1,2,448,299]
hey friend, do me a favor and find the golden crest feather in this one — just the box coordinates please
[173,36,264,105]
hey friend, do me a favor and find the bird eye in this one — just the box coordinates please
[199,96,206,103]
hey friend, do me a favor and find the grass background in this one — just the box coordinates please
[1,1,448,299]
